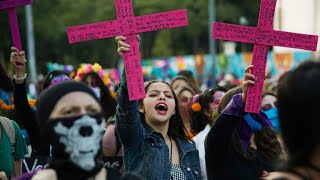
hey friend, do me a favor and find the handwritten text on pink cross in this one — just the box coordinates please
[212,0,318,113]
[0,0,32,51]
[66,0,188,100]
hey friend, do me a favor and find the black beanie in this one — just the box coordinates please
[36,81,99,125]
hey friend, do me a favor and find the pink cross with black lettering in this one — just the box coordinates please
[66,0,188,100]
[0,0,32,51]
[212,0,318,113]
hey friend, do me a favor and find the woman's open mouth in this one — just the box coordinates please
[155,103,168,115]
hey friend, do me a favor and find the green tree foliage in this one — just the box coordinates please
[0,0,260,73]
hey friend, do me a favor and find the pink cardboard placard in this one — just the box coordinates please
[122,34,146,100]
[257,0,277,30]
[212,0,319,113]
[67,20,123,44]
[67,10,188,44]
[212,23,319,52]
[135,10,188,33]
[256,29,318,51]
[212,23,257,44]
[1,0,32,51]
[66,0,188,101]
[8,8,22,51]
[115,0,134,19]
[245,44,269,113]
[0,0,32,10]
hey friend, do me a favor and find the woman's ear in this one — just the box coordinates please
[139,105,145,113]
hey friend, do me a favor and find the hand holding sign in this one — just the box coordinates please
[10,47,27,67]
[0,0,33,51]
[66,0,188,101]
[242,65,256,103]
[116,35,141,56]
[212,0,319,113]
[10,47,27,83]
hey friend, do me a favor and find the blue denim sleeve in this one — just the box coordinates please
[116,86,144,148]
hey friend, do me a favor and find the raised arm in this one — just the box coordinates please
[10,47,49,156]
[205,95,247,179]
[115,35,144,148]
[205,65,257,179]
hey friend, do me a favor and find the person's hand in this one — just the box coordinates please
[261,170,270,178]
[0,171,8,180]
[10,47,27,78]
[242,65,256,103]
[260,171,300,180]
[115,35,140,56]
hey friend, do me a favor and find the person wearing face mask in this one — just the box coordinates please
[260,93,280,133]
[116,35,202,180]
[243,92,282,148]
[74,64,121,169]
[10,47,72,156]
[260,92,287,161]
[205,65,283,180]
[16,81,143,180]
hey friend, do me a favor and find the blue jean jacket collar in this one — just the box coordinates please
[175,138,197,158]
[143,120,196,154]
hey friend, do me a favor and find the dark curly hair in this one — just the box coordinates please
[191,86,226,134]
[278,60,320,167]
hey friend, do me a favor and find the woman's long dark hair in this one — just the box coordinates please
[278,60,320,167]
[218,86,282,161]
[82,72,117,120]
[139,80,192,142]
[191,86,226,134]
[0,63,13,91]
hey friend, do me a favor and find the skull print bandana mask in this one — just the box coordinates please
[47,113,105,174]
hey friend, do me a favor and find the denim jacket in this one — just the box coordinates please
[116,87,201,180]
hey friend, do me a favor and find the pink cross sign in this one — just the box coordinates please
[0,0,32,51]
[66,0,188,101]
[212,0,318,113]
